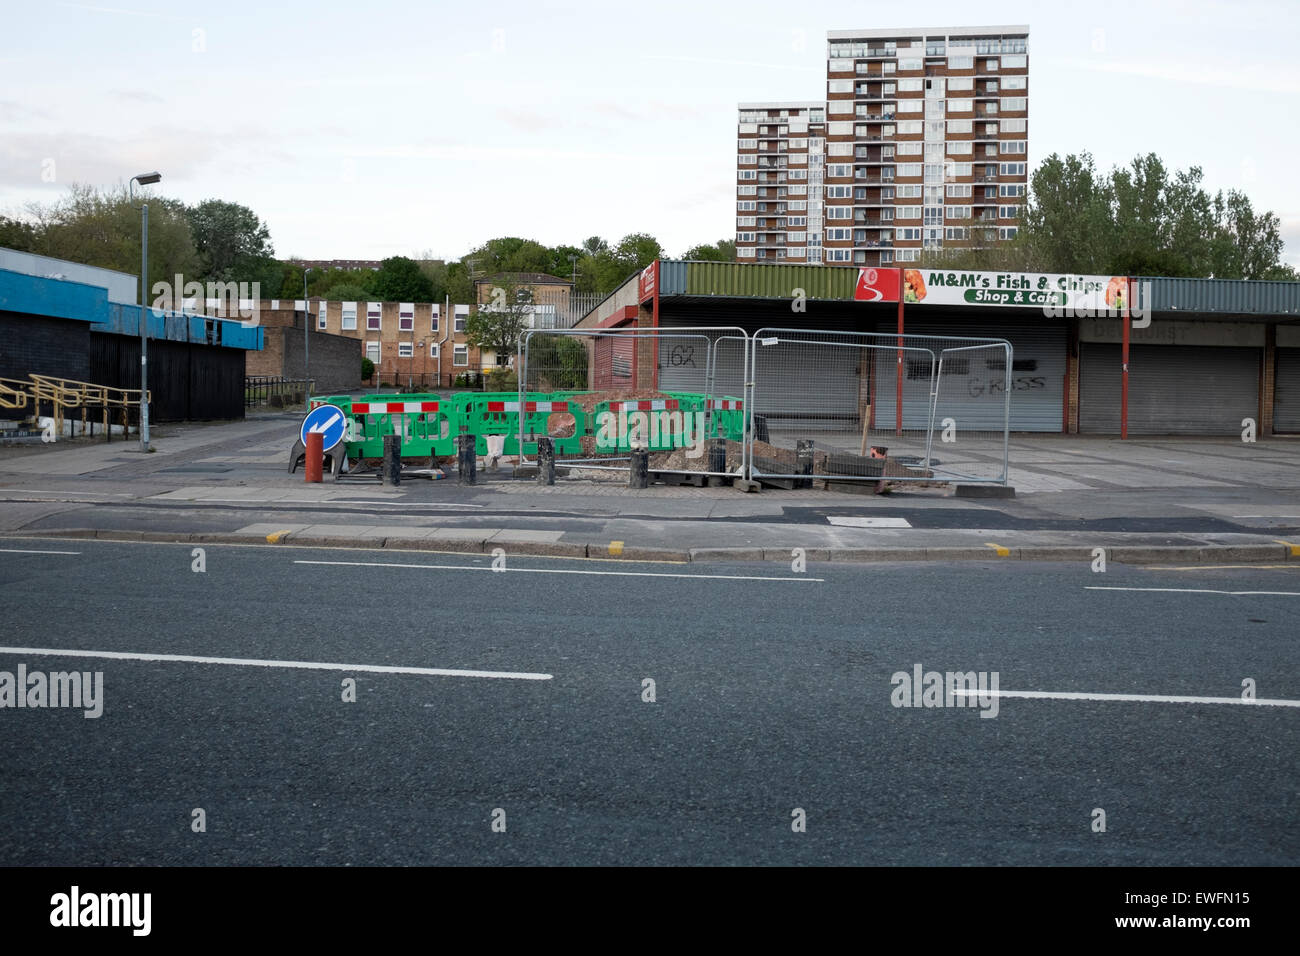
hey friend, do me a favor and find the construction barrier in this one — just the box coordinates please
[307,389,744,468]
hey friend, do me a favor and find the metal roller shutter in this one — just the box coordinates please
[872,322,1066,432]
[1079,344,1260,435]
[1274,348,1300,433]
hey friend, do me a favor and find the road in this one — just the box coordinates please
[1,540,1296,865]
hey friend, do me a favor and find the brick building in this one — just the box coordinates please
[212,298,485,389]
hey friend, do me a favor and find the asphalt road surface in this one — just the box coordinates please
[1,540,1296,865]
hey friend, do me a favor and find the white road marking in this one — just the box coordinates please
[295,559,822,583]
[952,688,1300,708]
[0,646,551,681]
[827,516,912,528]
[0,548,81,555]
[1086,586,1300,597]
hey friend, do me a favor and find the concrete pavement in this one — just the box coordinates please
[3,411,1300,564]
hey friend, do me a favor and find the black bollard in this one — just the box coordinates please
[629,446,649,489]
[383,434,402,486]
[707,438,726,474]
[537,436,556,486]
[795,439,813,489]
[457,433,477,486]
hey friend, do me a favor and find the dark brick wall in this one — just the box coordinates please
[90,333,246,422]
[279,328,362,393]
[0,312,91,382]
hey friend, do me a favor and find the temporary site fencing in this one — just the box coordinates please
[308,327,1012,485]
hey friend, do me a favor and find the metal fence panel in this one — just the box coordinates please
[517,327,749,477]
[747,328,1010,484]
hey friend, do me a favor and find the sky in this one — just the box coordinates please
[2,0,1298,268]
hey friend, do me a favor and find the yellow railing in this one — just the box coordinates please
[6,374,149,440]
[0,378,30,412]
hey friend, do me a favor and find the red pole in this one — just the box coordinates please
[651,260,660,392]
[896,267,905,436]
[304,431,323,483]
[1121,276,1131,440]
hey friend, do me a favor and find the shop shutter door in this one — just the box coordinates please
[872,322,1065,432]
[1272,348,1300,433]
[1079,344,1259,435]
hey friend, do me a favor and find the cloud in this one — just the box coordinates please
[1056,56,1300,95]
[494,108,551,133]
[111,89,166,104]
[0,125,290,189]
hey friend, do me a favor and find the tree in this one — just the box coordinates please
[1016,152,1112,274]
[27,184,200,298]
[464,280,532,366]
[370,255,435,301]
[325,282,372,301]
[185,199,274,284]
[1210,190,1288,280]
[0,215,37,252]
[682,239,736,261]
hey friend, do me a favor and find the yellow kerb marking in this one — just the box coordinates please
[608,540,624,556]
[984,542,1011,557]
[1275,539,1300,557]
[266,530,293,544]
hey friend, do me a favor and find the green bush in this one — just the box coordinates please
[361,357,375,381]
[486,368,518,392]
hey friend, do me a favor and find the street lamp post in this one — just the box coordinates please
[129,171,161,452]
[303,269,310,402]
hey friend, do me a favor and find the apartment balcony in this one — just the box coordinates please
[859,239,895,248]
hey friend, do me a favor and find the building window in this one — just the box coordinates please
[946,205,971,219]
[399,309,414,331]
[999,184,1026,197]
[431,308,440,332]
[316,308,327,330]
[367,305,381,331]
[999,205,1021,219]
[429,343,440,359]
[365,341,379,363]
[454,308,468,332]
[895,248,920,262]
[945,227,969,241]
[1002,75,1027,90]
[1002,97,1027,112]
[948,56,973,70]
[984,59,999,71]
[453,344,469,366]
[1001,55,1027,69]
[398,343,413,358]
[341,304,357,331]
[1000,226,1019,240]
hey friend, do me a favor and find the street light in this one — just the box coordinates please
[129,171,161,452]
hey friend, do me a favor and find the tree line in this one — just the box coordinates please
[921,151,1296,280]
[0,184,737,306]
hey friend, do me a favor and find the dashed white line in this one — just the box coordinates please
[1086,586,1300,597]
[952,688,1300,708]
[295,559,822,583]
[0,646,551,681]
[0,548,81,555]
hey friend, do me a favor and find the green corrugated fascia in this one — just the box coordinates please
[1138,276,1300,315]
[671,260,857,301]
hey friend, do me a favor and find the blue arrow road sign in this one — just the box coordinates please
[300,404,347,451]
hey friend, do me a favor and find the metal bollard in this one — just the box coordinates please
[383,434,401,486]
[304,431,324,483]
[795,439,814,489]
[628,446,649,489]
[537,436,556,486]
[457,433,476,486]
